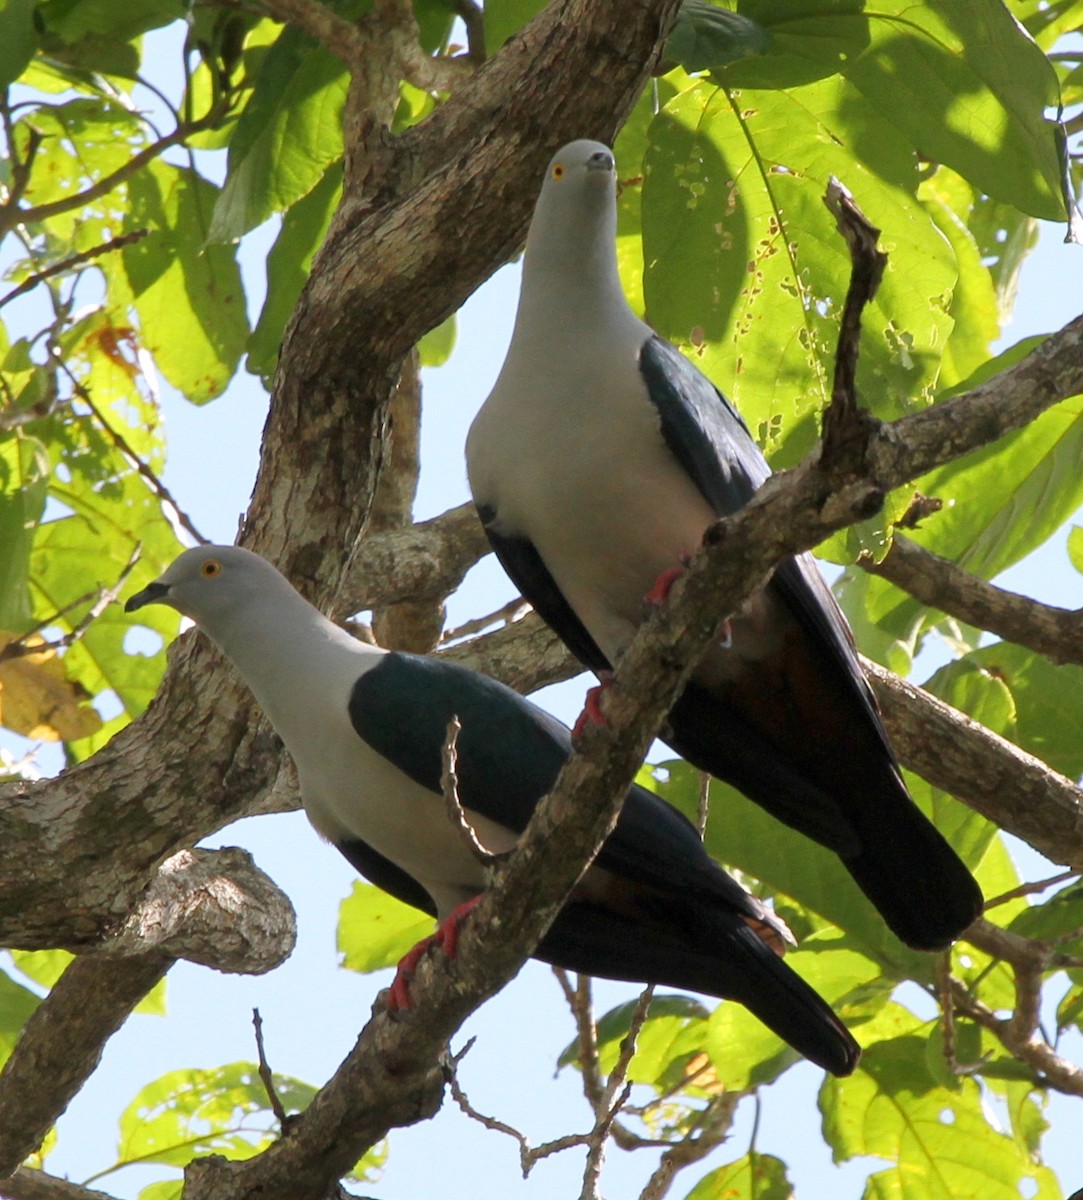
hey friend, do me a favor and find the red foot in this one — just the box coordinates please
[644,554,694,608]
[573,671,615,739]
[385,894,482,1012]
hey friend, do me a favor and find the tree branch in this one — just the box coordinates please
[865,657,1083,868]
[0,850,295,1177]
[864,534,1083,666]
[0,1168,122,1200]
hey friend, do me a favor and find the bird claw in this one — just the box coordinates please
[644,554,694,609]
[384,895,482,1013]
[573,672,615,739]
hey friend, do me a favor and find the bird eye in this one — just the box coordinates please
[551,163,564,180]
[201,559,222,578]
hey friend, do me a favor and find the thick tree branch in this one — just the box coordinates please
[865,657,1083,868]
[0,1168,121,1200]
[0,952,170,1176]
[865,534,1083,666]
[949,978,1083,1097]
[259,0,367,68]
[3,0,677,956]
[0,850,294,1178]
[345,502,490,613]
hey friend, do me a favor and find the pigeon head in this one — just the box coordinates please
[125,545,287,630]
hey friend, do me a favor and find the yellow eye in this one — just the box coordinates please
[201,559,222,578]
[551,162,564,180]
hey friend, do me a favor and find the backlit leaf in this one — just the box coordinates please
[338,881,434,974]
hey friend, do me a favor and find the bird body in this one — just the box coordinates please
[466,140,983,951]
[127,545,860,1075]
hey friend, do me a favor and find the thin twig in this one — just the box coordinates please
[252,1008,291,1128]
[819,176,887,467]
[440,596,531,645]
[440,717,502,868]
[603,986,654,1111]
[7,99,231,234]
[0,546,142,664]
[0,231,148,311]
[65,371,207,545]
[984,870,1080,910]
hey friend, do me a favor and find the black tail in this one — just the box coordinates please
[666,684,983,951]
[537,901,860,1076]
[841,782,983,951]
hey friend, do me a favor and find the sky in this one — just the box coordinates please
[2,38,1083,1199]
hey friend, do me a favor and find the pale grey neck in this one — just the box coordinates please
[511,189,638,348]
[198,585,381,740]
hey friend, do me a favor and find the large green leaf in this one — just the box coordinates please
[0,432,49,628]
[643,74,956,468]
[482,0,546,53]
[927,643,1083,782]
[115,1063,317,1169]
[847,389,1083,644]
[337,881,434,974]
[710,0,1064,220]
[209,27,348,243]
[124,161,248,403]
[648,762,991,979]
[0,0,38,88]
[820,1023,1064,1199]
[247,161,342,380]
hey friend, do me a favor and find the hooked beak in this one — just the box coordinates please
[125,580,170,613]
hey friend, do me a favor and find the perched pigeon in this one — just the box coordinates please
[127,545,860,1074]
[466,139,982,951]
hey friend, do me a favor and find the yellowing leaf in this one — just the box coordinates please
[0,632,102,740]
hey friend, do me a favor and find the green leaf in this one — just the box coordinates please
[928,643,1083,781]
[248,161,342,379]
[36,0,184,45]
[0,968,40,1068]
[124,161,248,403]
[418,313,457,368]
[664,2,770,74]
[558,993,710,1083]
[684,1152,792,1200]
[0,0,39,88]
[209,28,348,243]
[0,432,49,628]
[337,881,434,974]
[116,1062,317,1170]
[857,389,1083,644]
[643,75,956,469]
[820,1033,1063,1200]
[10,948,72,989]
[711,0,1064,220]
[648,762,968,978]
[482,0,546,53]
[137,1182,183,1200]
[1068,525,1083,574]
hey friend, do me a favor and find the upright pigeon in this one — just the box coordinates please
[466,139,983,951]
[126,545,860,1075]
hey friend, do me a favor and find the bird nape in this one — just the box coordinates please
[127,545,860,1076]
[465,138,983,952]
